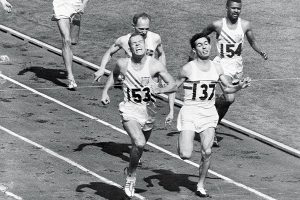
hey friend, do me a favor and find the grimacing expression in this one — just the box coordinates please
[134,18,150,37]
[129,35,146,56]
[193,37,211,59]
[227,1,242,21]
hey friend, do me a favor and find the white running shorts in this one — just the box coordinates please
[119,101,155,131]
[177,105,218,133]
[214,56,243,78]
[52,0,82,20]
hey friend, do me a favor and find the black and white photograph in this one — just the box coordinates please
[0,0,299,199]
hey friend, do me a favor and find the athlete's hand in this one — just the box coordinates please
[260,51,268,60]
[76,5,86,14]
[101,93,110,105]
[93,68,105,83]
[239,77,251,89]
[1,0,12,13]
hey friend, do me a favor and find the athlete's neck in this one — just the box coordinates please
[194,58,211,71]
[131,55,147,68]
[227,17,238,25]
[195,58,210,65]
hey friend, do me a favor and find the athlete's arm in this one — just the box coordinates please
[100,60,122,105]
[215,62,251,93]
[199,22,218,36]
[220,75,251,93]
[93,40,123,82]
[154,63,176,94]
[244,21,268,60]
[155,37,166,66]
[165,64,188,125]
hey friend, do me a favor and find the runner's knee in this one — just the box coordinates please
[179,150,192,160]
[62,37,72,47]
[133,139,146,150]
[202,148,212,160]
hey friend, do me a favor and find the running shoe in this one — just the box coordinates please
[68,79,77,90]
[124,176,136,198]
[195,187,210,198]
[0,55,10,64]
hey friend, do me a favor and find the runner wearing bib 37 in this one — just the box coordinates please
[167,33,251,198]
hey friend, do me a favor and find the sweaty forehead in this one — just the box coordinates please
[129,35,144,43]
[228,1,242,8]
[195,37,209,45]
[136,18,150,27]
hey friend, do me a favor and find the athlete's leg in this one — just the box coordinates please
[214,75,235,147]
[136,129,152,166]
[70,13,81,45]
[123,120,148,177]
[56,18,77,88]
[215,74,236,123]
[197,127,215,196]
[177,130,195,160]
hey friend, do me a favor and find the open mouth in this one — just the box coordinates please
[136,48,143,53]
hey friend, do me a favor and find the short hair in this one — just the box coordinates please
[128,32,144,47]
[226,0,241,7]
[190,33,211,49]
[132,13,151,25]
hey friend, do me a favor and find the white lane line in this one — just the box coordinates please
[221,119,300,158]
[1,24,298,158]
[0,85,120,92]
[0,125,145,200]
[0,184,22,200]
[251,77,300,81]
[0,73,277,200]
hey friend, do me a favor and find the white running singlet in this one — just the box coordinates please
[217,18,244,59]
[182,61,220,108]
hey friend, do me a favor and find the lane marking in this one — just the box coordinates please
[0,184,23,200]
[251,77,300,81]
[0,85,121,92]
[0,24,299,158]
[0,125,145,200]
[220,119,300,158]
[0,73,277,200]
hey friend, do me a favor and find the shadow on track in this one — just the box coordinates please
[18,66,67,87]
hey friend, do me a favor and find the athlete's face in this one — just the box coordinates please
[193,37,211,60]
[227,2,242,21]
[129,35,146,56]
[134,18,150,38]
